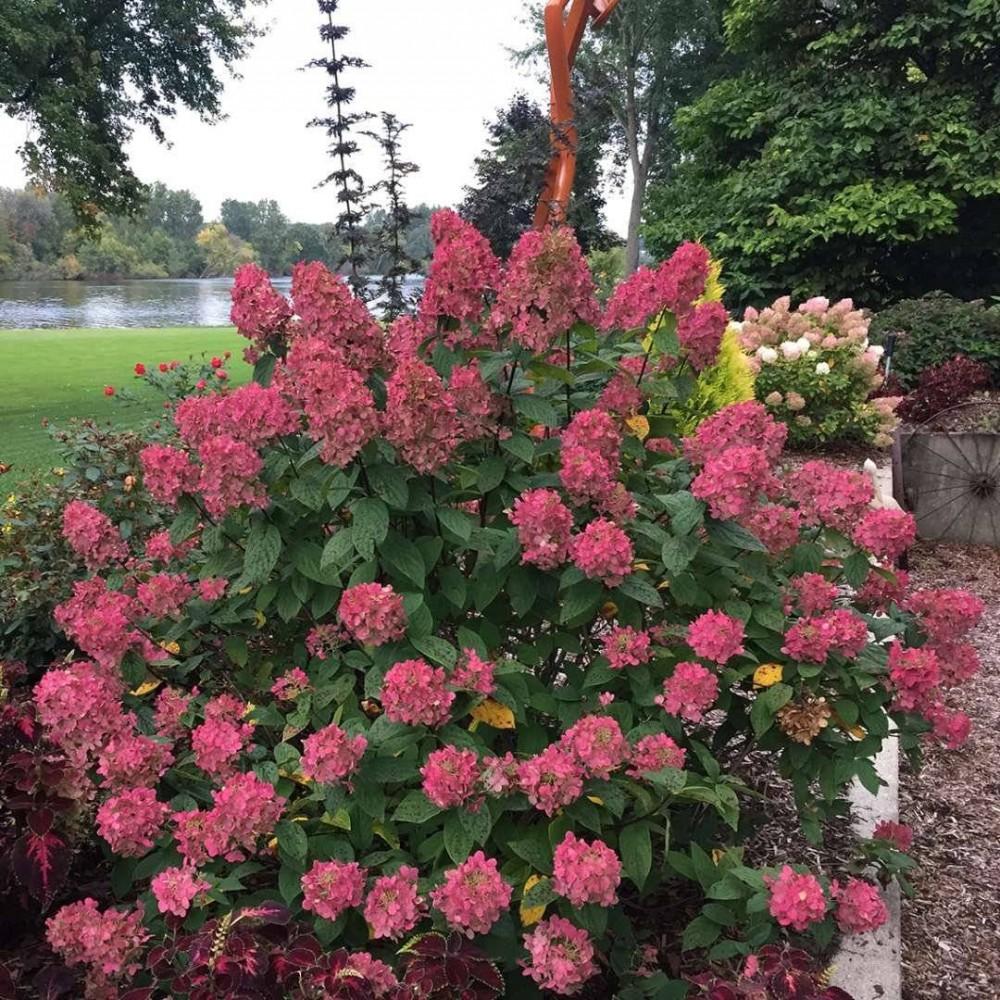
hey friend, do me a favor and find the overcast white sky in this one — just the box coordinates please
[0,0,628,235]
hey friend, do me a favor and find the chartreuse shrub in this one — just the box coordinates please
[740,296,900,450]
[13,214,983,999]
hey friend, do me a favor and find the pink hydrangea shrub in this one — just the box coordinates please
[300,723,367,785]
[552,832,622,905]
[364,865,424,940]
[301,860,366,921]
[569,518,634,587]
[687,610,746,664]
[510,489,575,569]
[151,866,211,918]
[62,500,127,569]
[522,916,598,995]
[337,582,407,646]
[602,626,653,669]
[831,878,888,934]
[430,851,512,936]
[381,659,455,727]
[656,662,719,722]
[628,732,687,777]
[766,866,827,931]
[420,745,481,809]
[518,745,585,816]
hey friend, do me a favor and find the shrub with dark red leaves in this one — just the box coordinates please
[898,355,992,424]
[687,944,854,999]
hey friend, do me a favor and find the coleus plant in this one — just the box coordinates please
[18,212,980,998]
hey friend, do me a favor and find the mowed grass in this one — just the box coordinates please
[0,327,248,483]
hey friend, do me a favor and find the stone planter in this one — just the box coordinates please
[894,429,1000,546]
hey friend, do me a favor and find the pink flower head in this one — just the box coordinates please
[338,583,407,647]
[788,461,874,533]
[301,723,367,785]
[136,572,195,619]
[872,820,914,852]
[481,752,520,796]
[691,445,778,521]
[365,865,424,940]
[420,745,481,809]
[818,608,869,659]
[97,731,174,790]
[33,658,127,756]
[448,361,500,442]
[62,500,127,569]
[197,434,267,517]
[518,744,585,816]
[510,488,575,570]
[175,382,298,449]
[687,610,745,665]
[627,732,687,778]
[831,878,888,935]
[451,649,496,696]
[301,859,365,921]
[285,335,377,467]
[96,787,169,857]
[923,701,971,748]
[491,227,599,354]
[292,260,383,373]
[932,641,981,687]
[417,209,502,348]
[742,504,803,553]
[599,365,645,416]
[905,588,985,642]
[656,662,719,723]
[231,262,292,348]
[522,916,598,995]
[306,622,344,660]
[381,659,455,727]
[552,832,622,905]
[791,573,839,616]
[562,408,622,466]
[677,300,728,371]
[53,577,143,670]
[766,865,827,931]
[271,667,312,702]
[145,530,196,564]
[657,241,711,315]
[152,865,211,918]
[684,401,787,466]
[198,576,227,601]
[887,642,941,712]
[782,618,831,664]
[383,357,461,473]
[140,444,198,506]
[601,265,664,332]
[46,899,149,979]
[154,686,194,739]
[561,714,628,779]
[570,518,634,587]
[602,626,653,670]
[192,712,253,781]
[559,446,617,508]
[430,851,512,936]
[852,508,917,562]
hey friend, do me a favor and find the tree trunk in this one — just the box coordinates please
[625,165,646,275]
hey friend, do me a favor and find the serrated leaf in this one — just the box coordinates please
[392,790,441,824]
[514,394,559,426]
[477,456,507,494]
[438,507,473,542]
[244,522,282,584]
[444,812,474,863]
[707,519,767,552]
[619,822,653,890]
[380,534,426,588]
[410,634,458,667]
[320,527,354,571]
[352,498,389,558]
[616,574,663,607]
[662,535,700,575]
[682,914,722,951]
[661,491,704,535]
[275,820,308,864]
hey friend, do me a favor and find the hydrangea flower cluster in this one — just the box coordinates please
[151,865,211,918]
[873,820,914,852]
[301,860,366,921]
[517,744,585,816]
[687,611,745,664]
[191,711,253,780]
[561,714,629,779]
[337,582,407,646]
[791,573,839,616]
[831,878,889,935]
[602,626,653,669]
[683,401,787,466]
[62,500,127,569]
[96,787,169,856]
[677,301,729,371]
[380,658,455,727]
[656,661,720,722]
[787,461,874,533]
[300,723,368,785]
[364,865,424,940]
[522,916,598,995]
[552,832,622,905]
[270,666,312,702]
[627,733,687,778]
[765,866,827,931]
[569,518,634,587]
[230,262,293,352]
[905,588,985,642]
[782,609,869,663]
[420,745,481,809]
[430,851,512,936]
[97,732,174,790]
[510,488,575,569]
[852,508,917,562]
[691,444,779,521]
[46,898,149,983]
[450,648,496,695]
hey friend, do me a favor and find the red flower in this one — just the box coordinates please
[158,362,169,373]
[196,379,207,390]
[211,356,223,368]
[103,385,115,397]
[134,363,146,376]
[215,369,228,381]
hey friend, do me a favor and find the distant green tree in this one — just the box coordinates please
[145,184,204,242]
[0,0,267,222]
[219,198,296,274]
[461,93,613,260]
[288,222,340,268]
[196,223,257,277]
[220,199,260,243]
[645,0,1000,307]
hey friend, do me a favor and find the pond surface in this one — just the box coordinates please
[0,276,425,329]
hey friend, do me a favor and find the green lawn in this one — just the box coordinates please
[0,327,248,483]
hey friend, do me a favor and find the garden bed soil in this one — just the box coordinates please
[899,541,1000,1000]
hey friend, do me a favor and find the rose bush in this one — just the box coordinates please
[12,214,981,999]
[740,296,899,449]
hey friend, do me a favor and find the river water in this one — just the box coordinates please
[0,276,425,329]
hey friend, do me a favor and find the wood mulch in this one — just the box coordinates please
[900,541,1000,1000]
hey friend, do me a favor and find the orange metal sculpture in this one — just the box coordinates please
[534,0,621,230]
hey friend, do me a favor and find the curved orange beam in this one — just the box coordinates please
[534,0,621,229]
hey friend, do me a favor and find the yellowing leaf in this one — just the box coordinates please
[625,415,650,440]
[520,875,547,927]
[753,663,784,688]
[711,848,726,865]
[470,699,516,730]
[158,640,180,656]
[633,561,650,572]
[254,609,267,628]
[373,822,401,849]
[586,795,604,806]
[130,679,163,697]
[238,586,252,595]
